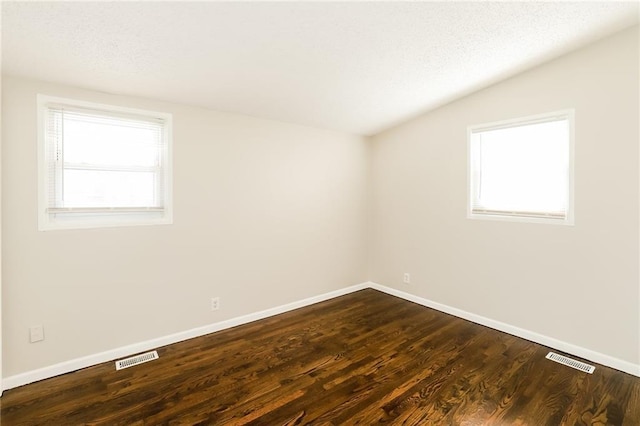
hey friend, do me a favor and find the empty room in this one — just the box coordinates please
[1,1,639,424]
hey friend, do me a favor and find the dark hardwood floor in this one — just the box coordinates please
[2,289,639,425]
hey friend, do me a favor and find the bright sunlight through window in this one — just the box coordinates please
[468,110,574,225]
[38,95,172,230]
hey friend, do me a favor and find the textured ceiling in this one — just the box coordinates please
[2,2,638,135]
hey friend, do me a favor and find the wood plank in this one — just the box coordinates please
[2,289,639,425]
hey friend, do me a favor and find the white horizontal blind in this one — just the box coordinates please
[44,104,166,213]
[469,112,572,223]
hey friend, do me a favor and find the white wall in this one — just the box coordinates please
[1,76,369,377]
[0,70,3,394]
[2,25,638,382]
[370,26,639,366]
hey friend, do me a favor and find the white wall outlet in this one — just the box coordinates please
[403,273,411,284]
[30,325,45,343]
[211,297,220,311]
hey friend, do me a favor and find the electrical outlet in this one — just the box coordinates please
[211,297,220,311]
[403,273,411,284]
[30,325,44,343]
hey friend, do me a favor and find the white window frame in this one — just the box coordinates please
[37,95,173,230]
[467,109,575,225]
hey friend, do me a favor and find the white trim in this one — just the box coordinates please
[369,282,640,378]
[467,109,575,226]
[2,283,369,390]
[4,280,638,390]
[36,94,173,231]
[468,110,573,134]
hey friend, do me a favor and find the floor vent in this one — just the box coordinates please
[546,352,595,374]
[115,350,159,371]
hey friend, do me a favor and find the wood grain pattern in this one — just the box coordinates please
[2,289,638,425]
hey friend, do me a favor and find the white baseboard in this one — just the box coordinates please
[2,282,369,391]
[369,282,640,378]
[4,280,638,390]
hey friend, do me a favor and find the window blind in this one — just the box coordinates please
[44,104,167,212]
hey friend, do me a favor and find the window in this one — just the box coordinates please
[468,110,574,225]
[38,95,172,230]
